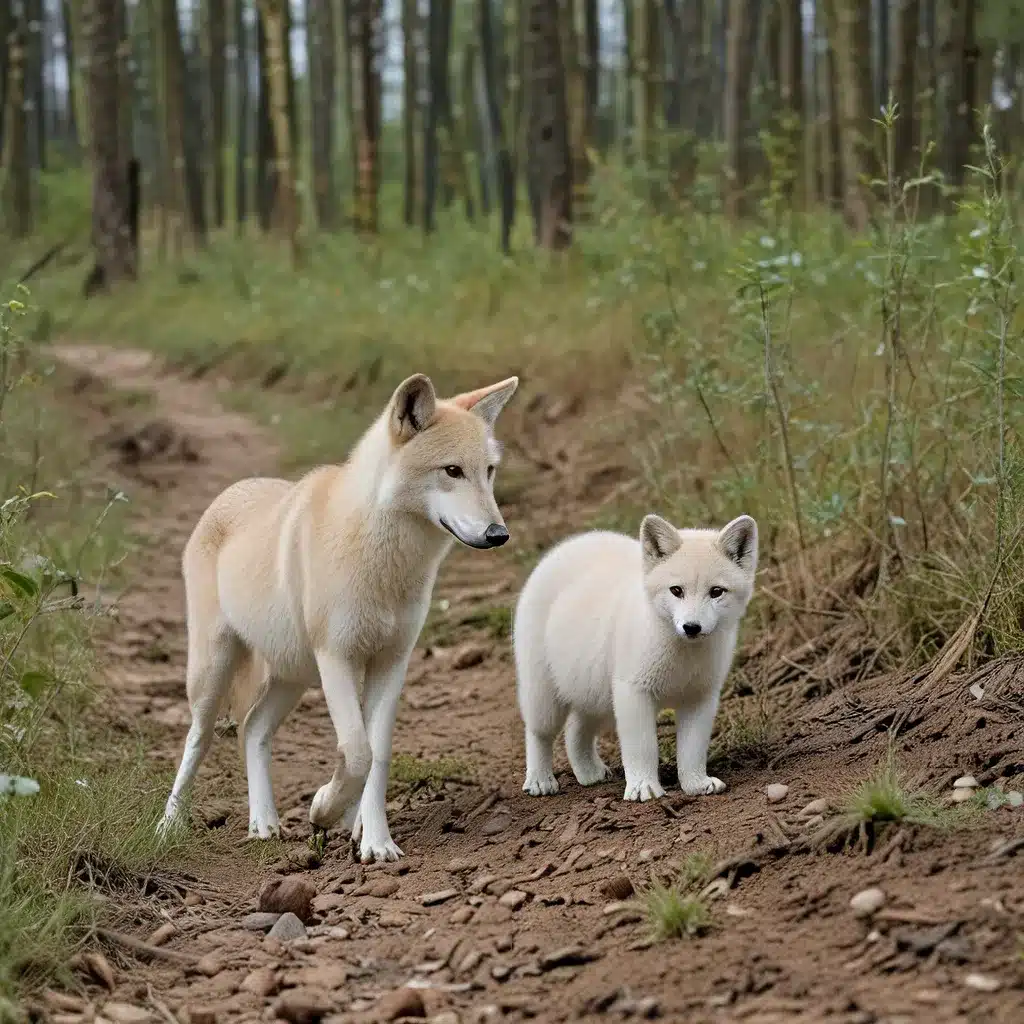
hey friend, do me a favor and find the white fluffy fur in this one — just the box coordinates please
[515,513,758,802]
[158,372,517,862]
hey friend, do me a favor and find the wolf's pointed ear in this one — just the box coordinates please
[640,514,681,570]
[450,376,519,428]
[389,374,437,443]
[718,515,758,573]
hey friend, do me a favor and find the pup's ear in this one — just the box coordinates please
[389,374,437,443]
[718,515,758,573]
[450,376,519,428]
[640,514,681,570]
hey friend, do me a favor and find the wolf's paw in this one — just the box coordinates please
[623,778,666,802]
[357,832,404,864]
[156,812,185,842]
[523,769,559,796]
[247,816,282,839]
[574,760,613,787]
[679,774,726,796]
[309,782,346,830]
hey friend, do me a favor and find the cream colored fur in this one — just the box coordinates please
[515,513,757,802]
[158,372,518,862]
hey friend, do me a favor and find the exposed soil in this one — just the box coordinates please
[39,345,1024,1024]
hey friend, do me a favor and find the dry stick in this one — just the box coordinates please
[95,927,198,965]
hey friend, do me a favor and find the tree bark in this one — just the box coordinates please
[60,0,79,150]
[256,8,274,231]
[206,0,227,228]
[83,0,137,287]
[2,7,32,238]
[309,0,339,229]
[523,0,571,248]
[945,0,978,190]
[424,0,453,232]
[479,0,515,252]
[159,0,194,245]
[561,0,591,218]
[780,0,804,204]
[893,0,920,182]
[402,0,419,227]
[345,0,382,235]
[26,0,45,170]
[0,1,12,159]
[632,0,657,168]
[257,0,301,259]
[723,0,762,218]
[235,0,250,230]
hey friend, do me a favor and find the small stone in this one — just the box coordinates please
[539,945,601,971]
[849,888,886,918]
[259,876,317,923]
[498,889,528,910]
[240,967,279,997]
[83,951,116,990]
[367,877,401,898]
[700,878,729,901]
[490,964,512,982]
[421,888,459,906]
[799,798,829,816]
[241,911,281,932]
[312,893,345,915]
[378,912,411,927]
[765,783,789,803]
[637,849,656,862]
[452,643,489,670]
[468,874,499,895]
[912,990,942,1005]
[376,987,426,1020]
[953,775,979,790]
[457,950,484,974]
[480,813,512,837]
[267,912,307,941]
[430,1014,460,1024]
[290,963,348,990]
[449,906,475,925]
[102,1003,152,1024]
[196,954,222,977]
[1007,791,1023,808]
[148,922,176,946]
[446,857,477,873]
[184,893,204,907]
[599,875,634,901]
[951,788,975,804]
[635,997,660,1019]
[495,934,513,953]
[44,992,86,1013]
[271,988,331,1024]
[964,973,1001,992]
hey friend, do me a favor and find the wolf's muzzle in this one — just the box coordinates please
[484,524,510,547]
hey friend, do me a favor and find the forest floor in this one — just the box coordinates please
[34,342,1024,1024]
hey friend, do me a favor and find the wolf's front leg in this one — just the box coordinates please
[353,648,414,863]
[675,689,726,796]
[613,683,665,802]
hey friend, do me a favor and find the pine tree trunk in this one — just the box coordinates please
[346,0,382,235]
[561,0,590,220]
[402,0,419,227]
[877,0,890,110]
[257,0,301,259]
[893,0,920,182]
[946,0,978,190]
[160,0,192,246]
[235,0,250,230]
[632,0,656,168]
[2,9,32,238]
[83,0,137,286]
[424,0,453,233]
[309,0,338,229]
[824,0,874,230]
[256,9,274,232]
[0,2,11,156]
[479,0,515,252]
[206,0,226,228]
[780,0,804,204]
[723,0,761,218]
[524,0,571,249]
[60,0,79,150]
[26,0,45,171]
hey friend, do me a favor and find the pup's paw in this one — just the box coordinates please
[309,782,346,829]
[247,815,282,839]
[358,833,404,864]
[623,778,666,802]
[523,769,559,796]
[574,760,613,787]
[679,774,726,796]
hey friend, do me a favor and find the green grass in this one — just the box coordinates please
[389,753,476,793]
[643,880,712,941]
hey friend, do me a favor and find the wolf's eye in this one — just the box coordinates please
[443,465,464,479]
[709,586,726,599]
[669,586,683,598]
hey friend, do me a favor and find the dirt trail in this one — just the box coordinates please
[48,345,1023,1024]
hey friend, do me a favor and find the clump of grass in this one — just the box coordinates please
[421,603,513,647]
[643,880,711,941]
[390,753,475,793]
[708,700,780,773]
[240,835,289,869]
[459,605,513,641]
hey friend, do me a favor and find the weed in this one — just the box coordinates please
[643,879,711,941]
[390,753,475,793]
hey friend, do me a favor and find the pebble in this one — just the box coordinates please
[367,877,401,898]
[378,912,411,927]
[951,788,975,804]
[599,875,634,901]
[271,988,331,1024]
[196,954,222,977]
[457,950,484,974]
[1007,791,1023,808]
[538,945,600,971]
[964,973,1001,992]
[849,888,886,918]
[765,783,789,803]
[953,775,979,790]
[83,951,116,990]
[241,912,281,932]
[148,922,176,946]
[446,857,477,873]
[183,893,204,907]
[376,987,426,1020]
[498,889,528,910]
[259,877,317,923]
[311,893,345,915]
[799,798,829,816]
[449,906,475,925]
[267,912,308,941]
[452,642,489,670]
[102,1003,152,1024]
[240,967,279,997]
[430,1014,460,1024]
[44,992,86,1013]
[480,813,512,837]
[421,888,460,906]
[637,849,656,862]
[494,934,513,953]
[490,964,512,982]
[289,962,349,990]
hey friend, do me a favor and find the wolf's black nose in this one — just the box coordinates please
[683,622,702,637]
[484,524,510,547]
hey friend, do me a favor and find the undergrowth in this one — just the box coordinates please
[0,293,190,1015]
[643,853,714,942]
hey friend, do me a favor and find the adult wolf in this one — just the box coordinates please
[515,513,757,803]
[159,373,518,862]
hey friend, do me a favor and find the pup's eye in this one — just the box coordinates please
[669,586,683,598]
[709,586,726,599]
[487,465,495,479]
[443,465,464,479]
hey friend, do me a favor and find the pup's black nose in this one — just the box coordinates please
[683,622,702,637]
[484,524,510,547]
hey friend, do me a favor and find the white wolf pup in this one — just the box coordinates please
[515,513,757,802]
[159,372,518,862]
